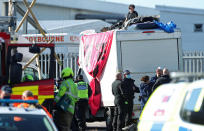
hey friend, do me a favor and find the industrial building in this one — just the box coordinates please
[0,0,203,51]
[156,5,204,51]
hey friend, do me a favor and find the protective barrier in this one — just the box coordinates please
[183,52,204,73]
[39,51,204,79]
[39,53,78,79]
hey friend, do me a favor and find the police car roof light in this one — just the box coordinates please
[0,99,38,104]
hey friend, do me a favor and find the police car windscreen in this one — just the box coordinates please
[180,88,204,125]
[0,114,54,131]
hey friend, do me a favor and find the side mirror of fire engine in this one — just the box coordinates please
[29,44,40,54]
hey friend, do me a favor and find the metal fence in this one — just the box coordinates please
[39,53,78,79]
[183,51,204,73]
[39,51,204,79]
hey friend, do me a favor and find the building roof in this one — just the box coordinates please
[18,20,111,34]
[14,0,159,16]
[156,5,204,15]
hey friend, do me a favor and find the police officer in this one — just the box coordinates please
[112,72,126,131]
[121,70,139,126]
[54,67,78,131]
[72,75,92,131]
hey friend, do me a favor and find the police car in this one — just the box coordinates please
[138,73,204,131]
[0,100,57,131]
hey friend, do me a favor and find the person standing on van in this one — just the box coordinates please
[121,70,139,126]
[112,72,126,131]
[126,4,138,21]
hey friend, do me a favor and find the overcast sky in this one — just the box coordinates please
[102,0,204,9]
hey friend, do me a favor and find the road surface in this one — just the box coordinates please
[86,121,106,131]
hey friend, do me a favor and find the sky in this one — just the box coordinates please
[102,0,204,9]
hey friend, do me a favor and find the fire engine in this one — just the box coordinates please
[0,16,55,112]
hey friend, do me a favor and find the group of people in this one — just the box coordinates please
[54,67,92,131]
[112,67,171,131]
[0,67,91,131]
[139,67,171,110]
[112,70,139,131]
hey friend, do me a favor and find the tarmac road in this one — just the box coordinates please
[86,121,106,131]
[86,121,137,131]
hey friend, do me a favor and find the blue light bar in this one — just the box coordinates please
[0,99,38,104]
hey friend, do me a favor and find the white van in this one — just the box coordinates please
[79,29,183,121]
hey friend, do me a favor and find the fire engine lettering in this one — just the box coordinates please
[25,37,29,40]
[29,37,33,42]
[37,37,41,42]
[55,36,60,42]
[25,35,66,43]
[50,36,55,41]
[55,36,64,42]
[70,36,79,42]
[61,36,64,42]
[42,37,46,42]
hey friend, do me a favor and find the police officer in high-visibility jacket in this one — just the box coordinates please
[72,75,92,131]
[54,67,78,131]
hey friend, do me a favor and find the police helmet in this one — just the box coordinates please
[23,74,34,82]
[61,67,74,79]
[124,70,130,75]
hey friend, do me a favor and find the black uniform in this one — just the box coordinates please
[112,79,126,131]
[152,75,171,92]
[121,78,139,126]
[71,80,92,131]
[126,11,138,21]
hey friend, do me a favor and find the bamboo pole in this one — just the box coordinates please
[17,0,61,70]
[8,0,13,32]
[36,56,42,80]
[15,0,36,33]
[23,0,46,38]
[23,0,61,62]
[22,40,53,70]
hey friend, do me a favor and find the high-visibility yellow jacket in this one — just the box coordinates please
[54,78,78,114]
[76,81,89,99]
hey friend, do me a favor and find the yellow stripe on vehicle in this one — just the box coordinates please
[194,88,204,112]
[38,95,54,104]
[12,86,39,95]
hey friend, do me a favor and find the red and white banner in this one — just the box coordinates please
[80,31,114,115]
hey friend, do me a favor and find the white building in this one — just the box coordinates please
[1,1,203,51]
[156,5,204,51]
[1,0,159,21]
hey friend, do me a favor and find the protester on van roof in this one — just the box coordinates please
[126,4,138,21]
